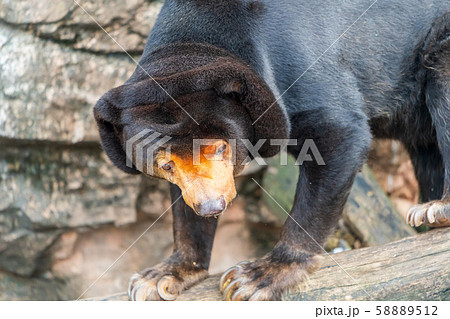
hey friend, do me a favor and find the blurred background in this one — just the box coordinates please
[0,0,419,300]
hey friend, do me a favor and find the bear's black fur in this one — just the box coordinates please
[94,0,450,300]
[94,43,289,175]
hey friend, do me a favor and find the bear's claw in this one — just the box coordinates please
[219,261,248,294]
[219,258,314,301]
[407,200,450,227]
[128,263,207,301]
[156,275,178,301]
[129,273,174,301]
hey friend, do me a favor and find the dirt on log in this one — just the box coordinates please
[88,228,449,301]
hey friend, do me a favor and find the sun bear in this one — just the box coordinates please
[94,1,450,300]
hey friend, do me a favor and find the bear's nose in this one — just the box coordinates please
[194,196,226,217]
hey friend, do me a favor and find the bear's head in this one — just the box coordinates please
[94,43,289,216]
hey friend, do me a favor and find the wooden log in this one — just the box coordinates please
[261,154,416,245]
[344,165,416,245]
[87,228,450,301]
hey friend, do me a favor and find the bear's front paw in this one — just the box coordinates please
[219,254,320,301]
[129,261,208,301]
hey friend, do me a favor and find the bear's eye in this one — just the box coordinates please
[216,143,227,155]
[161,161,174,172]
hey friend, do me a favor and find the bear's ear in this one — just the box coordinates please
[93,89,141,175]
[209,62,291,158]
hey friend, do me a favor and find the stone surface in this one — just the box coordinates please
[0,0,163,53]
[0,24,135,143]
[0,271,68,301]
[135,176,171,220]
[0,143,141,276]
[0,0,164,144]
[54,221,174,299]
[0,0,75,24]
